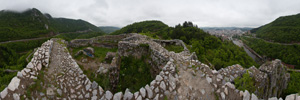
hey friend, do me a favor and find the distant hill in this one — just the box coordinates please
[0,8,101,42]
[98,26,120,33]
[111,20,169,35]
[251,13,300,43]
[112,21,257,69]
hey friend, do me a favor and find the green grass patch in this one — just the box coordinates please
[25,70,45,98]
[164,45,184,53]
[139,32,160,39]
[283,71,300,97]
[71,46,117,62]
[116,55,153,92]
[94,73,111,91]
[234,70,255,93]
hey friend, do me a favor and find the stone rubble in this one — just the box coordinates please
[0,34,297,100]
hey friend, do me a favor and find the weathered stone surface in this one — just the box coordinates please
[91,96,97,100]
[85,93,90,98]
[37,63,42,71]
[225,82,235,89]
[268,97,278,100]
[137,95,142,100]
[243,90,250,100]
[221,92,225,100]
[113,92,123,100]
[285,94,296,100]
[27,62,34,68]
[124,89,133,100]
[86,83,91,91]
[92,81,98,89]
[13,93,20,100]
[57,89,62,96]
[140,87,146,98]
[0,88,8,99]
[92,89,97,96]
[106,91,113,100]
[251,93,258,100]
[99,86,104,95]
[224,88,228,95]
[145,85,153,98]
[206,76,212,83]
[156,75,163,81]
[17,71,23,78]
[8,77,20,91]
[201,89,205,95]
[160,81,166,90]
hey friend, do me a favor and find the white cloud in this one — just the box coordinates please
[1,0,300,27]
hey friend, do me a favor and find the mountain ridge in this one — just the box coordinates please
[0,8,102,42]
[250,13,300,43]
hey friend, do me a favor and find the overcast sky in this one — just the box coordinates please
[1,0,300,28]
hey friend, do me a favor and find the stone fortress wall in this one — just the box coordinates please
[0,40,53,99]
[0,33,299,100]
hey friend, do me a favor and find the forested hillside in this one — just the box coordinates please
[0,8,102,42]
[251,13,300,43]
[113,21,257,69]
[242,37,300,69]
[111,20,169,36]
[0,8,52,42]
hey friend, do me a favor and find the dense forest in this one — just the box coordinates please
[251,13,300,43]
[0,8,102,42]
[111,20,169,36]
[242,37,300,69]
[112,21,257,69]
[0,38,49,91]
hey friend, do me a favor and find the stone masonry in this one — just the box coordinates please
[0,33,298,100]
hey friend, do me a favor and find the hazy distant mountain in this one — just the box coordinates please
[200,27,253,31]
[98,26,120,33]
[251,13,300,43]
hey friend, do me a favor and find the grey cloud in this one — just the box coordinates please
[1,0,300,28]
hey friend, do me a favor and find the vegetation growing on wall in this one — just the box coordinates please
[117,55,153,92]
[283,71,300,97]
[234,70,256,93]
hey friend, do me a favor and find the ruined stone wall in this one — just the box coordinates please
[153,39,190,53]
[68,34,133,48]
[182,57,291,100]
[0,40,53,100]
[0,33,298,100]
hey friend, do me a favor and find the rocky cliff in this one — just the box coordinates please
[0,34,298,100]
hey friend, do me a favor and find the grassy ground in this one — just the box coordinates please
[283,71,300,97]
[71,46,117,91]
[164,45,184,53]
[71,46,117,62]
[116,55,153,93]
